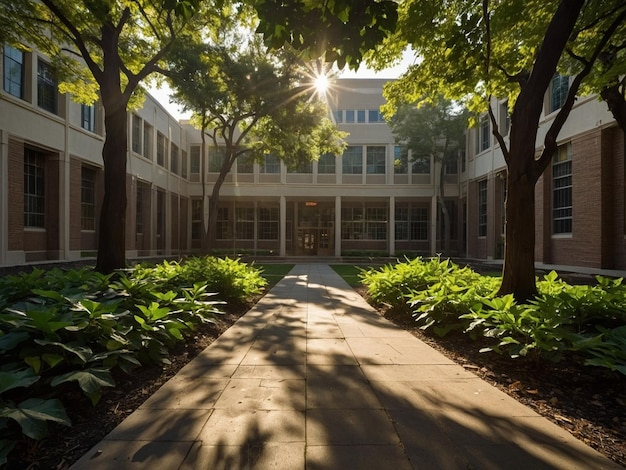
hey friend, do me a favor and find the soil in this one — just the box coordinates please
[6,286,626,469]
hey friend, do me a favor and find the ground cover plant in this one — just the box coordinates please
[0,256,266,465]
[360,257,626,374]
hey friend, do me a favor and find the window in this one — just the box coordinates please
[181,150,187,178]
[394,145,408,174]
[260,154,280,174]
[156,191,165,248]
[341,207,364,239]
[333,110,343,123]
[412,156,431,174]
[208,147,226,172]
[217,207,231,239]
[477,114,490,153]
[357,110,366,123]
[550,74,569,113]
[258,207,279,240]
[237,156,253,174]
[345,110,355,123]
[191,199,203,240]
[444,156,458,175]
[478,179,488,237]
[395,206,428,241]
[553,144,572,234]
[24,149,45,228]
[366,146,386,174]
[3,45,24,99]
[318,153,336,174]
[170,143,179,175]
[157,132,166,167]
[342,146,362,174]
[190,146,200,174]
[131,115,142,154]
[81,167,96,231]
[366,206,387,240]
[461,148,466,173]
[136,187,144,237]
[81,104,96,132]
[235,207,254,239]
[287,160,312,173]
[368,109,382,123]
[143,123,153,160]
[37,59,57,114]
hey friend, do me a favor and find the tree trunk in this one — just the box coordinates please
[601,84,626,133]
[95,93,128,273]
[497,170,537,300]
[206,154,236,251]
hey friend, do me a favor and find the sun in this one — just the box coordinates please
[314,73,330,95]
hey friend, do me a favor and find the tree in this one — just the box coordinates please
[0,0,205,273]
[387,97,467,254]
[166,31,346,250]
[255,0,626,301]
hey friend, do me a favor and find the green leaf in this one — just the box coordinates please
[0,398,70,440]
[0,439,17,466]
[24,356,41,374]
[0,369,39,394]
[50,368,115,399]
[42,354,65,369]
[0,331,30,352]
[34,339,93,364]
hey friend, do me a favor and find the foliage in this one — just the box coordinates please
[0,256,264,464]
[361,258,626,376]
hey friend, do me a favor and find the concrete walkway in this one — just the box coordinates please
[71,264,622,469]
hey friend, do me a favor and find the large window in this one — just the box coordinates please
[190,146,200,174]
[395,206,428,241]
[237,156,253,174]
[191,199,203,240]
[157,132,166,167]
[136,187,144,237]
[366,146,386,174]
[260,154,280,174]
[81,167,96,231]
[318,153,336,174]
[287,160,312,173]
[553,144,572,234]
[258,207,279,240]
[143,123,153,160]
[3,45,24,99]
[132,115,142,154]
[208,147,226,173]
[550,74,569,113]
[342,146,362,174]
[368,109,383,123]
[394,145,408,174]
[357,110,366,123]
[345,110,355,123]
[217,207,231,239]
[235,207,254,239]
[81,104,95,132]
[181,150,187,178]
[37,59,57,114]
[333,110,343,123]
[170,143,179,175]
[477,114,490,153]
[478,179,488,237]
[342,205,387,240]
[24,149,45,228]
[412,156,431,174]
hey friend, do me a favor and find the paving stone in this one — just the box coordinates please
[71,440,193,470]
[232,364,306,379]
[306,409,400,445]
[139,377,228,410]
[360,364,476,382]
[305,338,358,365]
[214,378,305,411]
[306,444,412,470]
[346,336,455,364]
[180,442,305,470]
[105,408,211,442]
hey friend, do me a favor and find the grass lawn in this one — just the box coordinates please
[254,263,295,288]
[330,264,369,287]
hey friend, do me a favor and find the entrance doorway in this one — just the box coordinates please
[291,201,334,256]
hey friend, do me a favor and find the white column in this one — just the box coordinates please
[334,196,341,257]
[389,196,395,257]
[430,194,438,255]
[279,196,286,257]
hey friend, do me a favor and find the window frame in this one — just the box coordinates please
[478,179,488,237]
[24,149,45,228]
[552,144,573,235]
[3,45,25,99]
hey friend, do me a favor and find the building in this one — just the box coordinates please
[1,43,461,267]
[3,42,621,270]
[462,78,625,270]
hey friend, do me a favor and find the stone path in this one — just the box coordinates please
[71,264,622,469]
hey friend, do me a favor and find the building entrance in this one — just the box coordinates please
[291,201,334,256]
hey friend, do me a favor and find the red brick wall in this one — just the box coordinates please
[69,158,82,251]
[610,127,626,268]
